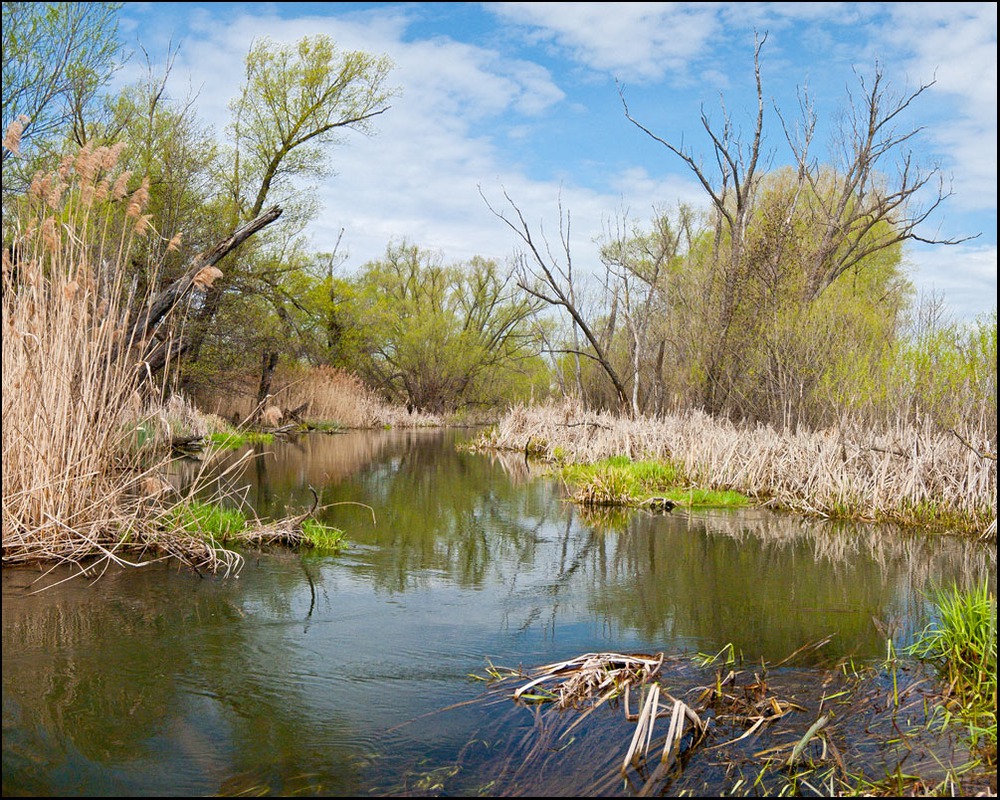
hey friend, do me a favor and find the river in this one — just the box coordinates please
[2,428,995,796]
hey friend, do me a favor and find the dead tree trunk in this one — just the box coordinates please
[127,205,283,378]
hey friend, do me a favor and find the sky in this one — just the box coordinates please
[117,2,997,322]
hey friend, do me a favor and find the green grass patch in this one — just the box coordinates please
[557,456,749,509]
[300,518,346,551]
[163,501,348,553]
[308,420,345,433]
[909,582,997,763]
[164,500,248,539]
[208,430,276,449]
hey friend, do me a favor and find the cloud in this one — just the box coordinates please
[485,1,720,82]
[882,4,998,212]
[119,6,572,268]
[906,242,998,321]
[113,2,995,320]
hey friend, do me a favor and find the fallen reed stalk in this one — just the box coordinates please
[476,641,994,797]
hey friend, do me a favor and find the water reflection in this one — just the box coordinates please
[197,430,993,658]
[3,429,995,796]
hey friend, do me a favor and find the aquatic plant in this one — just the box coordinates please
[208,430,276,449]
[559,456,749,510]
[0,137,243,573]
[910,582,997,763]
[472,399,996,536]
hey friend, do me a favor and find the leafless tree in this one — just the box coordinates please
[620,31,769,415]
[481,186,633,415]
[777,63,976,302]
[599,207,692,415]
[621,30,976,421]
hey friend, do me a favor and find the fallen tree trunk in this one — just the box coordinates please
[128,205,283,353]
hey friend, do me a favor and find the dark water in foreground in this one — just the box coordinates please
[3,429,995,796]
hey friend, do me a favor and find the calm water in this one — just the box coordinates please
[3,429,995,796]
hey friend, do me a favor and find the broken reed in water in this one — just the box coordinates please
[475,637,994,797]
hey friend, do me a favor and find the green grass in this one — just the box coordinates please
[557,456,750,509]
[300,518,346,551]
[909,582,997,763]
[163,501,347,553]
[308,420,345,433]
[208,430,276,449]
[164,500,248,538]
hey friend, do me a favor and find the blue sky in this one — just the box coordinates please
[118,2,997,321]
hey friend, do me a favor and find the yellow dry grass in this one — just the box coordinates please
[1,136,238,573]
[195,363,448,429]
[473,399,997,537]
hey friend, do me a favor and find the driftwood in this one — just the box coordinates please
[639,496,676,512]
[243,487,320,547]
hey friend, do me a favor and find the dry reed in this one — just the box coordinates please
[196,363,449,429]
[1,137,238,574]
[472,399,997,537]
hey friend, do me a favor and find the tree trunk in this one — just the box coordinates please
[256,350,279,408]
[128,205,283,379]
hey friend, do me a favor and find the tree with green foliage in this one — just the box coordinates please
[77,48,224,301]
[174,34,397,408]
[619,32,972,422]
[345,241,548,414]
[1,1,125,210]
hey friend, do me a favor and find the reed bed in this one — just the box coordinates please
[1,136,238,574]
[471,399,997,537]
[196,364,383,428]
[196,363,449,429]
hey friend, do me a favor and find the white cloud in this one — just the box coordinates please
[486,1,720,82]
[882,4,997,212]
[114,2,995,319]
[905,242,998,321]
[123,7,570,268]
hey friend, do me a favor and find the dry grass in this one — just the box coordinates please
[1,137,239,574]
[196,364,381,428]
[471,399,997,537]
[471,642,995,797]
[195,363,449,429]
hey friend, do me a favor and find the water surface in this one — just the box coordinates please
[3,429,994,796]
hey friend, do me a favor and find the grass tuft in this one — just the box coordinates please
[909,582,997,763]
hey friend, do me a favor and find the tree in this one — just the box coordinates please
[599,205,695,415]
[620,32,768,416]
[347,241,546,414]
[178,34,397,406]
[779,64,975,301]
[618,31,972,424]
[483,187,635,415]
[76,46,224,303]
[224,34,396,223]
[2,1,125,209]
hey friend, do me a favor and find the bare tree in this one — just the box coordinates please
[620,31,769,415]
[482,186,633,415]
[778,64,977,302]
[621,31,975,423]
[600,206,693,415]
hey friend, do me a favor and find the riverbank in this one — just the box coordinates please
[466,400,997,540]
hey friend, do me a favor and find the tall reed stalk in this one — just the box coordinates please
[2,131,234,572]
[473,399,997,536]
